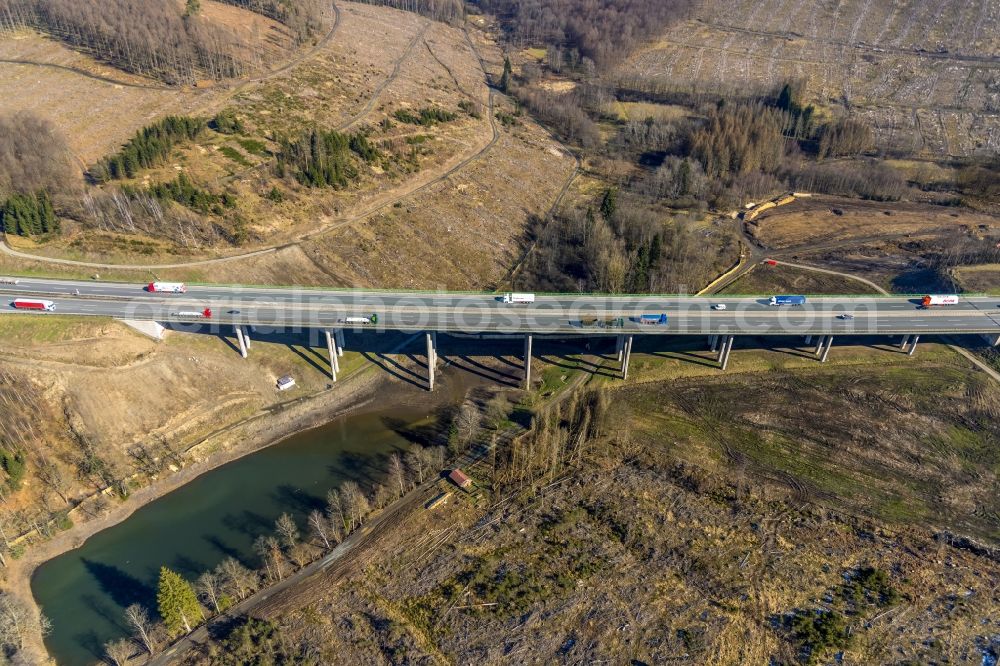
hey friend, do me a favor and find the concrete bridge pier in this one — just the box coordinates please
[814,335,826,356]
[983,333,1000,347]
[907,334,920,356]
[898,334,910,350]
[804,335,812,345]
[426,332,436,391]
[615,334,625,362]
[234,325,248,359]
[524,334,533,389]
[335,328,345,356]
[621,335,634,380]
[820,335,834,363]
[324,330,338,381]
[719,335,735,370]
[709,334,718,352]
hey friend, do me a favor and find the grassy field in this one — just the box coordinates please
[954,263,1000,294]
[0,33,233,164]
[617,356,1000,541]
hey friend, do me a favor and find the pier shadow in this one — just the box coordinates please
[81,559,155,610]
[217,332,240,355]
[768,346,823,360]
[164,324,966,388]
[362,352,425,389]
[535,354,619,379]
[446,356,520,387]
[647,350,719,369]
[455,355,521,382]
[286,344,328,376]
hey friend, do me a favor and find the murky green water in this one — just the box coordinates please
[31,402,444,665]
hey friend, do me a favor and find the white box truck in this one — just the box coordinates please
[148,282,187,293]
[502,293,535,304]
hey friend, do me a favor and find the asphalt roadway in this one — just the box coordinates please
[1,277,999,337]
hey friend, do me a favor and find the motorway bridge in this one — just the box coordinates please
[2,277,999,386]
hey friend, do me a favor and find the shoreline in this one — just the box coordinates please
[12,363,391,664]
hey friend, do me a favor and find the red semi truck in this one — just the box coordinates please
[172,308,213,318]
[12,299,55,311]
[921,294,959,307]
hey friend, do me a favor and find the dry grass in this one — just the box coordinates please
[954,264,1000,294]
[749,195,997,250]
[0,33,232,164]
[295,113,575,290]
[722,262,882,295]
[238,351,1000,665]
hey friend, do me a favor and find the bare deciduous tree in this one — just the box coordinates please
[308,509,333,551]
[124,604,155,655]
[217,557,256,602]
[0,592,30,654]
[0,112,75,197]
[274,513,299,550]
[103,637,135,666]
[389,453,406,497]
[326,489,347,534]
[195,572,223,614]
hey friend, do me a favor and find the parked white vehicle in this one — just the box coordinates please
[712,303,727,310]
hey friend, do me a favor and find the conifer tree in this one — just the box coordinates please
[157,567,203,636]
[499,56,513,93]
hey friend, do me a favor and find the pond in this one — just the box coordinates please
[31,399,451,665]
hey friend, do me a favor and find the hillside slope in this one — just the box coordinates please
[617,0,1000,158]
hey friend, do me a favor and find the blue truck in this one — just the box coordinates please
[635,313,668,325]
[769,295,806,306]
